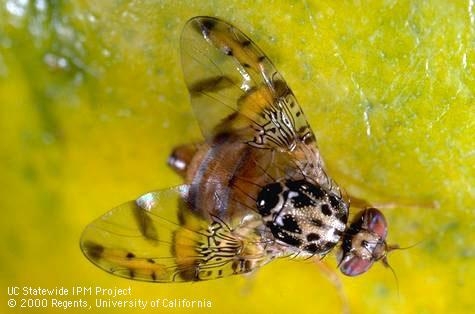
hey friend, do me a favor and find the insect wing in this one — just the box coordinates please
[181,16,315,151]
[81,185,269,282]
[81,185,188,282]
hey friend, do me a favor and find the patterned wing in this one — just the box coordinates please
[80,185,271,282]
[181,16,316,151]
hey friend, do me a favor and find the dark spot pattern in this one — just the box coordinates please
[267,222,302,247]
[281,215,302,233]
[321,204,332,216]
[304,243,319,253]
[306,233,320,242]
[311,218,323,227]
[285,180,325,208]
[84,242,104,261]
[329,195,340,208]
[333,229,343,237]
[297,126,307,133]
[308,185,325,198]
[257,183,283,216]
[199,18,216,36]
[286,180,325,199]
[290,192,315,208]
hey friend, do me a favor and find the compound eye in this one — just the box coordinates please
[363,208,388,239]
[339,255,374,276]
[256,183,283,217]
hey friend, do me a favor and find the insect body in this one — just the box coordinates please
[81,16,393,282]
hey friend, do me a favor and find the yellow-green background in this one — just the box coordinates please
[1,1,474,313]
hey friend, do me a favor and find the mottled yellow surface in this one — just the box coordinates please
[1,1,474,313]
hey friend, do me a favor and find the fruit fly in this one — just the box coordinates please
[80,16,396,282]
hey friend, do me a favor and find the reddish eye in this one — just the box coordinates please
[364,208,388,239]
[337,208,390,276]
[339,255,374,277]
